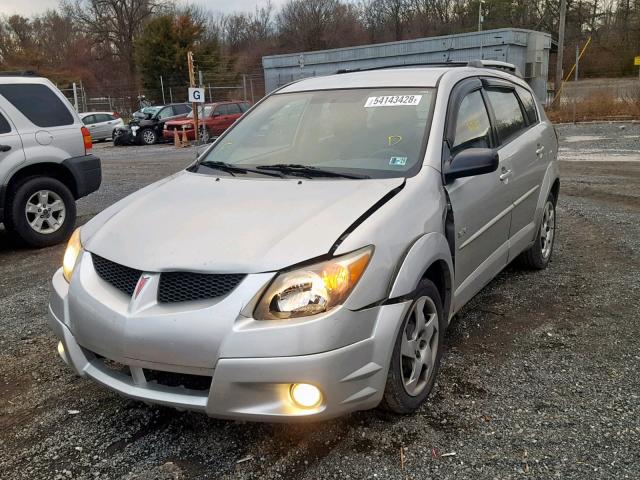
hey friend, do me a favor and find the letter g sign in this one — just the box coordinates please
[188,88,205,103]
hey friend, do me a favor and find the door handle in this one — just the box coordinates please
[499,168,512,182]
[0,144,11,152]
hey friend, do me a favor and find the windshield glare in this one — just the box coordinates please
[198,88,435,178]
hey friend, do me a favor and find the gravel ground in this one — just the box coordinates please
[1,123,639,479]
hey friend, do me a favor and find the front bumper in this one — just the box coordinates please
[49,266,410,421]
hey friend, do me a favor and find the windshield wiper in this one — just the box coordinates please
[198,160,284,178]
[256,164,369,179]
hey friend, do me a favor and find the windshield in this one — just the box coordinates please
[187,106,214,118]
[196,88,435,178]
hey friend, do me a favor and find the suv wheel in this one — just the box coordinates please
[5,177,76,247]
[518,193,556,269]
[380,279,445,414]
[140,128,157,145]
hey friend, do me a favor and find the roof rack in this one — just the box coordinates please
[0,70,40,77]
[336,60,522,78]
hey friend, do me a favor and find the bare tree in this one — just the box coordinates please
[63,0,166,85]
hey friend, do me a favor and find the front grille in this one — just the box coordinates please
[92,255,142,296]
[158,271,245,303]
[91,254,245,303]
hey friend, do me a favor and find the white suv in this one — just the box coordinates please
[0,72,101,247]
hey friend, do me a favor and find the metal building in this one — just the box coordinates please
[263,28,551,102]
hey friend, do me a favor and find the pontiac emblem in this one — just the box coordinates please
[134,274,151,299]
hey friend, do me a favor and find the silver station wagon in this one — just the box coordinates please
[49,61,559,421]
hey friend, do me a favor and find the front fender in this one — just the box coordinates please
[388,232,453,317]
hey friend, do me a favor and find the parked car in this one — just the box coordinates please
[79,111,124,142]
[50,61,559,421]
[0,72,101,247]
[113,103,191,146]
[163,101,250,143]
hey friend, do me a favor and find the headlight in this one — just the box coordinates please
[62,228,82,282]
[253,246,372,320]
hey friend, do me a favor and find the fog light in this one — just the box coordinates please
[57,341,69,365]
[290,383,322,408]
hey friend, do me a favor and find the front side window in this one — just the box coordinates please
[451,90,492,153]
[157,107,174,120]
[486,89,527,143]
[187,106,214,118]
[226,103,242,114]
[216,104,230,115]
[0,84,74,128]
[197,88,435,178]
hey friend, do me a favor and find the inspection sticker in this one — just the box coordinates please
[389,156,408,166]
[365,95,422,108]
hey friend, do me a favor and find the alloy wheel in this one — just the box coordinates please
[142,130,156,144]
[24,190,66,234]
[540,200,555,259]
[400,296,439,397]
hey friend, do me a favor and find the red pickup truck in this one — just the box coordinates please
[163,101,250,142]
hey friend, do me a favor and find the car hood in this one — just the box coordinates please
[83,171,404,273]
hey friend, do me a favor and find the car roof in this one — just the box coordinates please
[277,65,528,93]
[278,68,449,93]
[79,111,114,117]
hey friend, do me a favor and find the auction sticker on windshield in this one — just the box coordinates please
[365,95,422,108]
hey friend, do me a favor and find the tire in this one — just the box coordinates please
[140,128,157,145]
[518,192,556,270]
[380,279,446,414]
[4,177,76,248]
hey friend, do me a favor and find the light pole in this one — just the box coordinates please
[478,0,485,32]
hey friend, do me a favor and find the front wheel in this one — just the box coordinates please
[5,177,76,247]
[518,193,556,269]
[140,128,157,145]
[380,279,446,414]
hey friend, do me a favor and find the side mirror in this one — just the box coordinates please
[444,148,499,183]
[212,112,221,117]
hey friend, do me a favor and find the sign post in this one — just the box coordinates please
[635,55,640,82]
[187,51,199,145]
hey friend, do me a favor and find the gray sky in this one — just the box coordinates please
[0,0,283,17]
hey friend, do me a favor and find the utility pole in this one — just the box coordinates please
[187,51,199,145]
[478,0,484,31]
[198,70,205,141]
[242,74,247,102]
[573,44,579,123]
[555,0,567,107]
[160,75,166,104]
[72,82,79,112]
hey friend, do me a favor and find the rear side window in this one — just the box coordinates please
[0,84,74,127]
[96,114,113,122]
[486,89,527,143]
[82,115,96,125]
[0,111,12,133]
[452,90,492,153]
[516,86,538,125]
